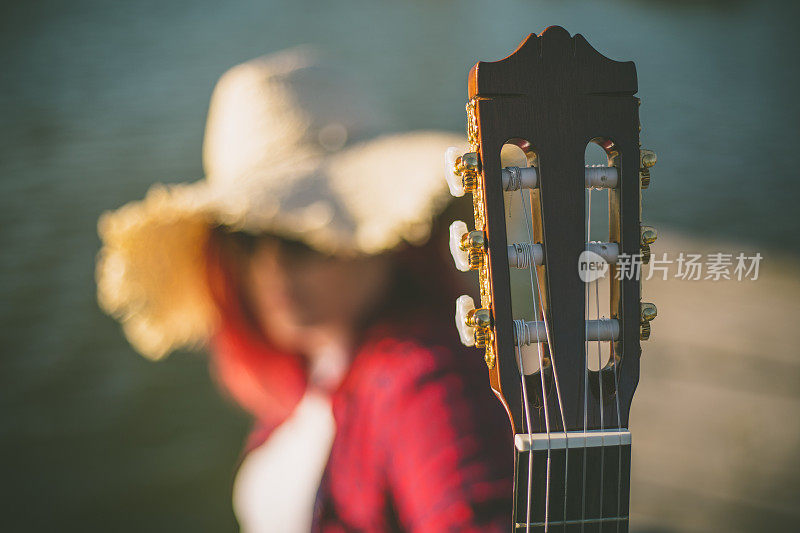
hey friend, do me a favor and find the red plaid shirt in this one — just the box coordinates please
[243,323,514,532]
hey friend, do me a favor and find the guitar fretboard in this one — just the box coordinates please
[513,433,631,532]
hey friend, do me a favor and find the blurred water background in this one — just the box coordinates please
[2,0,799,531]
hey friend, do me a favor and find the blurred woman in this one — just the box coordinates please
[97,48,512,531]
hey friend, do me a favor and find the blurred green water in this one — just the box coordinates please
[1,0,799,530]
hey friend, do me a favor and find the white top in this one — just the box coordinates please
[232,343,348,533]
[233,391,336,532]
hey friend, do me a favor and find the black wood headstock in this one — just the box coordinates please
[445,26,659,530]
[446,24,658,438]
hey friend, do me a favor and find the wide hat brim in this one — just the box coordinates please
[97,131,465,359]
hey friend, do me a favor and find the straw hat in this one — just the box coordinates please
[97,47,464,360]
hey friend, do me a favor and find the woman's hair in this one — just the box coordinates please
[205,228,306,426]
[203,200,471,424]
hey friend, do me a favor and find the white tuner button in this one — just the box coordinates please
[444,146,465,197]
[449,220,470,272]
[455,295,476,347]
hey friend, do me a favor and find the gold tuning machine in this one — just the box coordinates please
[467,307,493,348]
[640,149,657,168]
[639,148,656,189]
[455,152,481,193]
[445,148,481,197]
[640,321,651,341]
[449,221,486,272]
[454,295,495,367]
[466,307,492,329]
[640,302,658,322]
[460,230,486,270]
[640,150,657,339]
[640,302,657,340]
[640,225,658,264]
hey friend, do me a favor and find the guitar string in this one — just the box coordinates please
[512,191,537,533]
[520,188,551,531]
[589,187,615,529]
[586,187,614,528]
[507,167,628,529]
[581,188,592,532]
[594,272,606,529]
[530,195,571,530]
[607,195,624,532]
[515,320,534,533]
[611,344,623,533]
[589,188,608,528]
[520,188,570,530]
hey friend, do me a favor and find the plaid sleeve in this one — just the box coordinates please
[379,340,514,532]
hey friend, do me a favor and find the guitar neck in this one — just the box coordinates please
[445,26,656,532]
[513,431,631,532]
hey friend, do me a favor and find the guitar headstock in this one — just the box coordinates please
[445,26,658,435]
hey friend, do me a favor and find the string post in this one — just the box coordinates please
[508,242,543,269]
[584,165,619,189]
[514,318,619,345]
[502,166,539,191]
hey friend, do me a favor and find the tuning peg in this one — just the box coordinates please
[444,147,480,197]
[449,221,470,271]
[455,295,492,348]
[444,147,465,197]
[640,302,657,322]
[457,152,481,182]
[640,302,656,341]
[449,221,486,271]
[641,226,657,245]
[455,295,477,346]
[640,225,657,264]
[639,149,656,189]
[640,149,657,168]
